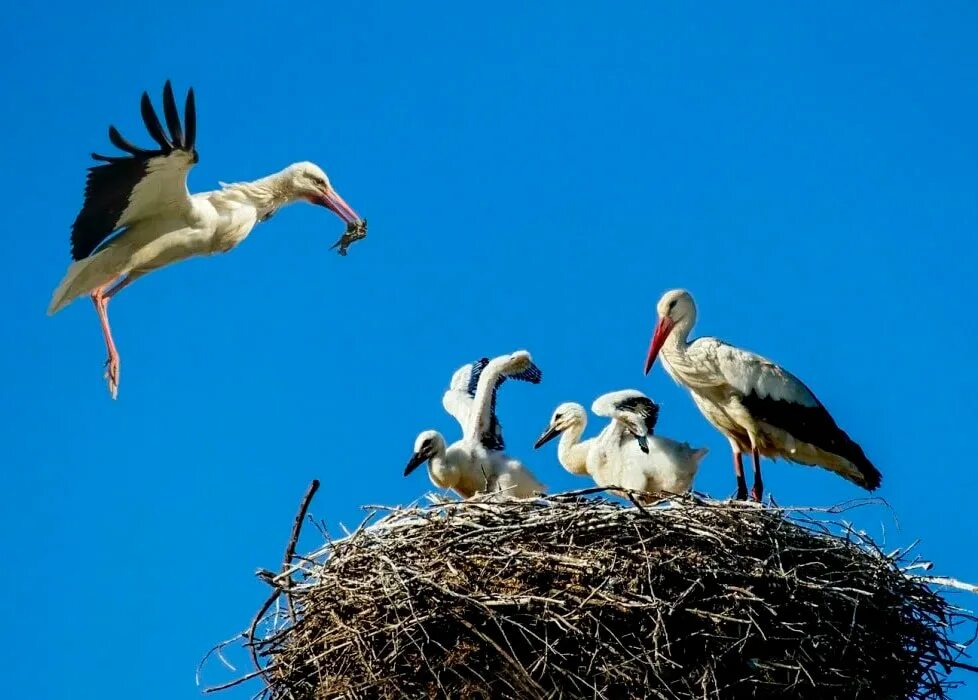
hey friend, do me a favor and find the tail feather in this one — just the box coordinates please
[48,249,119,315]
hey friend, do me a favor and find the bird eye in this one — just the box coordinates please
[668,300,677,312]
[554,413,563,422]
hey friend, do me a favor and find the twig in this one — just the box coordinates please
[281,479,321,624]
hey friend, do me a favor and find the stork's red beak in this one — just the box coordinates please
[643,316,674,375]
[320,187,361,225]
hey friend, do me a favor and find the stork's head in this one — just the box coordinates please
[405,430,446,476]
[644,289,696,375]
[534,402,586,449]
[286,161,361,225]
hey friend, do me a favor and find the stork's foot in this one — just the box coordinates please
[103,352,120,400]
[750,485,764,503]
[329,219,368,256]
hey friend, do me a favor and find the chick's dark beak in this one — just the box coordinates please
[534,425,562,449]
[404,451,427,476]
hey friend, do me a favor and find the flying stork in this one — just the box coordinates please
[48,81,366,398]
[406,351,545,499]
[643,289,881,502]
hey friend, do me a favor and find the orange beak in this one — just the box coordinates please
[643,316,674,375]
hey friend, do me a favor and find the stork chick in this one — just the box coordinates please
[405,350,546,499]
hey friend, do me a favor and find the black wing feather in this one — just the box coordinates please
[741,392,881,490]
[69,82,199,261]
[183,88,197,155]
[140,91,171,151]
[107,125,147,156]
[161,81,183,147]
[616,395,660,434]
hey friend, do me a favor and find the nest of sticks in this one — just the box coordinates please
[204,485,977,700]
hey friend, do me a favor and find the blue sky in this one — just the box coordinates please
[1,2,976,697]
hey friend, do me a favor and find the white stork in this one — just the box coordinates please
[47,81,366,398]
[535,390,706,497]
[406,351,545,499]
[643,289,881,501]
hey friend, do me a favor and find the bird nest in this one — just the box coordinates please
[202,486,977,700]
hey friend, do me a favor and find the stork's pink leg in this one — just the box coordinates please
[732,451,748,501]
[750,449,764,503]
[91,287,120,399]
[90,275,134,400]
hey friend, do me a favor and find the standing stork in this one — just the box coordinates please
[48,81,366,398]
[643,289,881,501]
[406,351,545,499]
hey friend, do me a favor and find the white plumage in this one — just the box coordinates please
[535,389,707,499]
[49,82,364,398]
[643,289,880,501]
[406,351,546,499]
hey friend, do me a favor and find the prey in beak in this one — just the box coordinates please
[534,424,564,450]
[644,316,675,375]
[329,218,368,257]
[317,186,367,256]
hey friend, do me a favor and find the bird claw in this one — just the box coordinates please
[103,355,120,400]
[329,219,368,256]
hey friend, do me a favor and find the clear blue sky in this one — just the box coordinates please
[1,2,976,698]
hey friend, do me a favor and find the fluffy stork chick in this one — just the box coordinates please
[532,403,597,479]
[643,289,880,502]
[535,391,707,498]
[591,390,707,495]
[405,430,544,499]
[48,82,365,398]
[405,350,546,499]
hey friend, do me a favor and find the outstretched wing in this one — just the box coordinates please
[466,351,542,446]
[467,358,507,450]
[70,81,199,261]
[441,359,507,450]
[442,362,476,429]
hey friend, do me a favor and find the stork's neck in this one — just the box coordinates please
[219,170,299,221]
[428,444,460,490]
[659,315,698,382]
[660,315,694,363]
[557,422,591,476]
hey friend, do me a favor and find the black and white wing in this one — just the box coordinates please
[695,337,880,489]
[592,389,660,453]
[467,357,508,451]
[466,351,542,448]
[70,81,199,261]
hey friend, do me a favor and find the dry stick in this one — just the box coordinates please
[246,479,322,683]
[281,479,321,624]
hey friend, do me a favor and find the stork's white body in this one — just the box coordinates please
[49,178,284,314]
